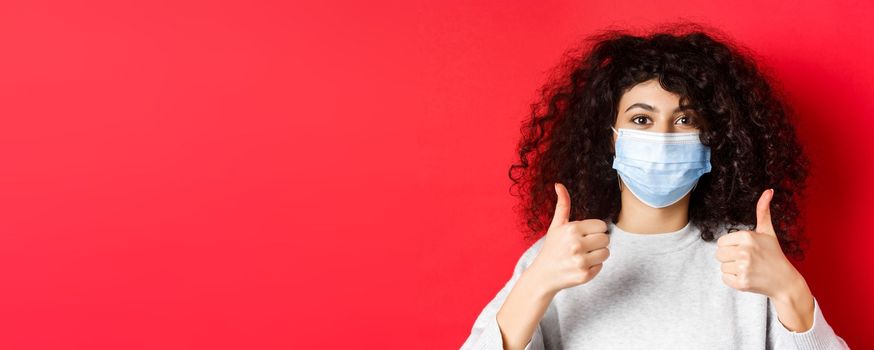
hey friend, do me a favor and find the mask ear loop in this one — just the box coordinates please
[612,126,623,193]
[612,127,618,192]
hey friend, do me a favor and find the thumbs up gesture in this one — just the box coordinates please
[715,189,806,300]
[525,183,611,295]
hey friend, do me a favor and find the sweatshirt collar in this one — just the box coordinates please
[607,219,700,255]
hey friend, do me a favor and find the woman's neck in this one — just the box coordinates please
[615,179,691,234]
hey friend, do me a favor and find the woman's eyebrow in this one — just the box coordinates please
[624,103,685,114]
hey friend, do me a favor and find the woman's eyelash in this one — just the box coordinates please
[631,115,691,124]
[632,115,650,123]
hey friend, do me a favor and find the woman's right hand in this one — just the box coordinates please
[525,182,611,295]
[492,182,611,349]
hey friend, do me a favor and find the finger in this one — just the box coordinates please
[580,232,610,251]
[569,219,608,237]
[720,261,741,275]
[588,263,604,275]
[550,182,571,228]
[721,272,740,289]
[715,246,741,262]
[584,247,610,266]
[716,230,747,247]
[755,188,776,236]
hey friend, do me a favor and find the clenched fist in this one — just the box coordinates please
[715,189,805,299]
[526,182,611,295]
[714,188,818,332]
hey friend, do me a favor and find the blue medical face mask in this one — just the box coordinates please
[611,126,712,208]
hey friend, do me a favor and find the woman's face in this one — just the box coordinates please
[612,79,700,144]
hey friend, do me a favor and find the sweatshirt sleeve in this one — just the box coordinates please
[460,238,548,350]
[767,295,851,349]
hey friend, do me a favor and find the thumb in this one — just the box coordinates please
[755,188,776,236]
[550,182,571,228]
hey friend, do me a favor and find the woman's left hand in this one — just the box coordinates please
[714,189,805,300]
[715,188,816,333]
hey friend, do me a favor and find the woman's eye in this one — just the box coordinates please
[675,115,693,125]
[632,115,650,124]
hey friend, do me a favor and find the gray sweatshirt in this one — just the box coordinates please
[460,220,850,349]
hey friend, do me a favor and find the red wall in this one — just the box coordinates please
[0,0,870,349]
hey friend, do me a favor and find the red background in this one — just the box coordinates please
[0,0,871,349]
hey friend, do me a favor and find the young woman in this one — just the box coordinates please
[461,25,850,350]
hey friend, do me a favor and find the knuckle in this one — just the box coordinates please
[578,255,590,267]
[748,240,759,250]
[575,271,590,284]
[738,277,750,290]
[568,242,582,254]
[570,254,584,267]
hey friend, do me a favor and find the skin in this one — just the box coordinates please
[494,79,815,350]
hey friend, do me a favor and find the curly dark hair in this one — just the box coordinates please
[507,22,811,261]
